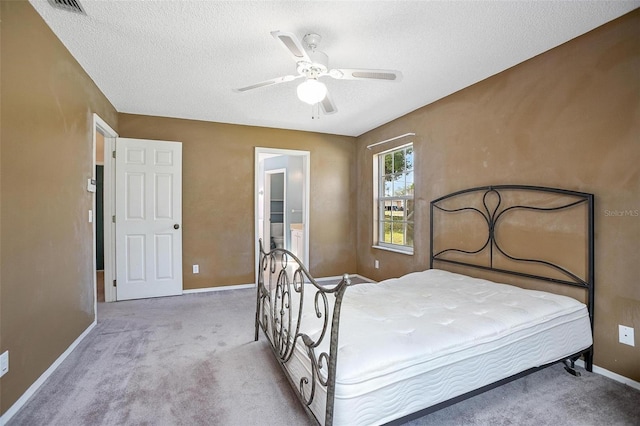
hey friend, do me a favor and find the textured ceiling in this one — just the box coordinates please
[29,1,639,137]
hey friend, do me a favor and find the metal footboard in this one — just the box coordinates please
[255,239,351,426]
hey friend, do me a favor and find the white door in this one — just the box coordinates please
[115,138,183,300]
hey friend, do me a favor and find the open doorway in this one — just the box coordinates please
[255,148,310,280]
[95,130,105,302]
[264,169,286,253]
[93,114,118,307]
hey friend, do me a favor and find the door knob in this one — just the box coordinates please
[174,224,180,230]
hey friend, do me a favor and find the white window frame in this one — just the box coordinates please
[373,143,414,255]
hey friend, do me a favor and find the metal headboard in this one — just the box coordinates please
[430,185,595,356]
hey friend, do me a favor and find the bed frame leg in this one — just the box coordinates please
[584,348,593,372]
[254,294,260,342]
[254,274,260,342]
[563,357,581,376]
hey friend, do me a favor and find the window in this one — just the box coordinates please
[374,143,414,253]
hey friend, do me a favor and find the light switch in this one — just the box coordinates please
[87,178,96,193]
[0,351,8,378]
[89,210,93,223]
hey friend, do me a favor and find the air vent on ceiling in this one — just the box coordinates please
[48,0,85,15]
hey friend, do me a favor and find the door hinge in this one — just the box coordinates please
[113,280,117,287]
[112,215,116,223]
[112,150,116,159]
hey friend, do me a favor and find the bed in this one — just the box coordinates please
[255,185,594,425]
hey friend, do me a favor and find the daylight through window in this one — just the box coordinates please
[375,143,414,253]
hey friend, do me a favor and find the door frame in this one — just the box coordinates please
[92,114,118,305]
[254,148,310,283]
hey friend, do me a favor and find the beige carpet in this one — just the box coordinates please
[8,287,640,425]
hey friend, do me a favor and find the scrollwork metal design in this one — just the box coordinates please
[255,239,352,425]
[431,186,593,288]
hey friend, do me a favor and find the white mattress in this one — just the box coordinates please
[268,269,592,425]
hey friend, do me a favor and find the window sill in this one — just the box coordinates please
[372,245,414,256]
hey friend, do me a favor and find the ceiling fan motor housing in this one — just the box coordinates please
[297,49,329,79]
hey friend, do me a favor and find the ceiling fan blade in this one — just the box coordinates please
[320,91,337,115]
[271,30,311,63]
[329,68,403,82]
[234,75,301,93]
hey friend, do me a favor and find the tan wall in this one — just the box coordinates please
[356,10,640,380]
[118,114,357,290]
[1,1,637,417]
[0,1,118,415]
[96,131,105,165]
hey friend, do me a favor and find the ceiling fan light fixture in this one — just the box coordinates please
[297,78,327,105]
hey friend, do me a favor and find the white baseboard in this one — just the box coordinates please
[314,274,344,282]
[315,273,375,283]
[182,283,255,294]
[352,274,375,283]
[181,273,371,294]
[575,359,640,391]
[0,320,97,424]
[184,274,372,293]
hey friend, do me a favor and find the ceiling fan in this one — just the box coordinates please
[234,31,403,115]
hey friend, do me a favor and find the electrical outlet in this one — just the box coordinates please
[0,350,8,378]
[192,264,199,274]
[619,325,635,346]
[374,260,380,269]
